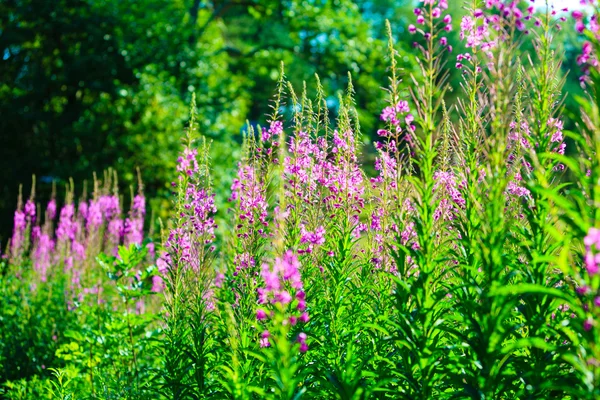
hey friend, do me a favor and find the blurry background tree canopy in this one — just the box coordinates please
[0,0,583,242]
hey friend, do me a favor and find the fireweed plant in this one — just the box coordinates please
[0,169,163,398]
[3,1,600,399]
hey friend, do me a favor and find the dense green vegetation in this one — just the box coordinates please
[0,0,586,241]
[2,0,600,399]
[0,0,422,239]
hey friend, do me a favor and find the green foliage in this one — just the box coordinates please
[0,269,73,384]
[2,2,600,400]
[0,0,421,241]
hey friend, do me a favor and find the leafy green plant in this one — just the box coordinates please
[3,2,600,399]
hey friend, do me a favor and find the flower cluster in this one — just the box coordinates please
[408,0,453,54]
[299,225,326,254]
[124,194,146,247]
[160,133,220,312]
[32,224,54,283]
[232,252,255,276]
[432,170,466,222]
[327,130,365,219]
[578,227,600,332]
[572,5,600,81]
[490,0,532,31]
[367,101,418,272]
[256,251,309,352]
[7,180,150,303]
[377,101,414,140]
[400,220,419,250]
[454,1,568,71]
[577,41,596,68]
[284,130,326,205]
[11,206,28,261]
[82,192,127,257]
[373,101,415,184]
[506,172,531,198]
[459,15,495,55]
[164,146,217,273]
[282,127,365,237]
[226,120,283,298]
[584,227,600,277]
[230,164,268,239]
[506,117,566,195]
[261,120,283,144]
[56,203,77,244]
[548,118,567,158]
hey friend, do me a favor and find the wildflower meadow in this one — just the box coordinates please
[2,0,600,399]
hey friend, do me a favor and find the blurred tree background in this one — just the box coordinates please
[0,0,585,242]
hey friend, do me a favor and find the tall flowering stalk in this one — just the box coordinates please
[573,1,600,83]
[455,1,533,148]
[31,192,59,283]
[10,185,32,265]
[226,123,279,329]
[527,8,600,394]
[445,4,522,393]
[443,4,575,397]
[367,22,416,281]
[162,113,217,288]
[408,0,452,138]
[387,2,455,395]
[104,179,124,258]
[124,172,146,248]
[159,93,220,398]
[508,10,575,396]
[280,80,329,254]
[579,228,600,386]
